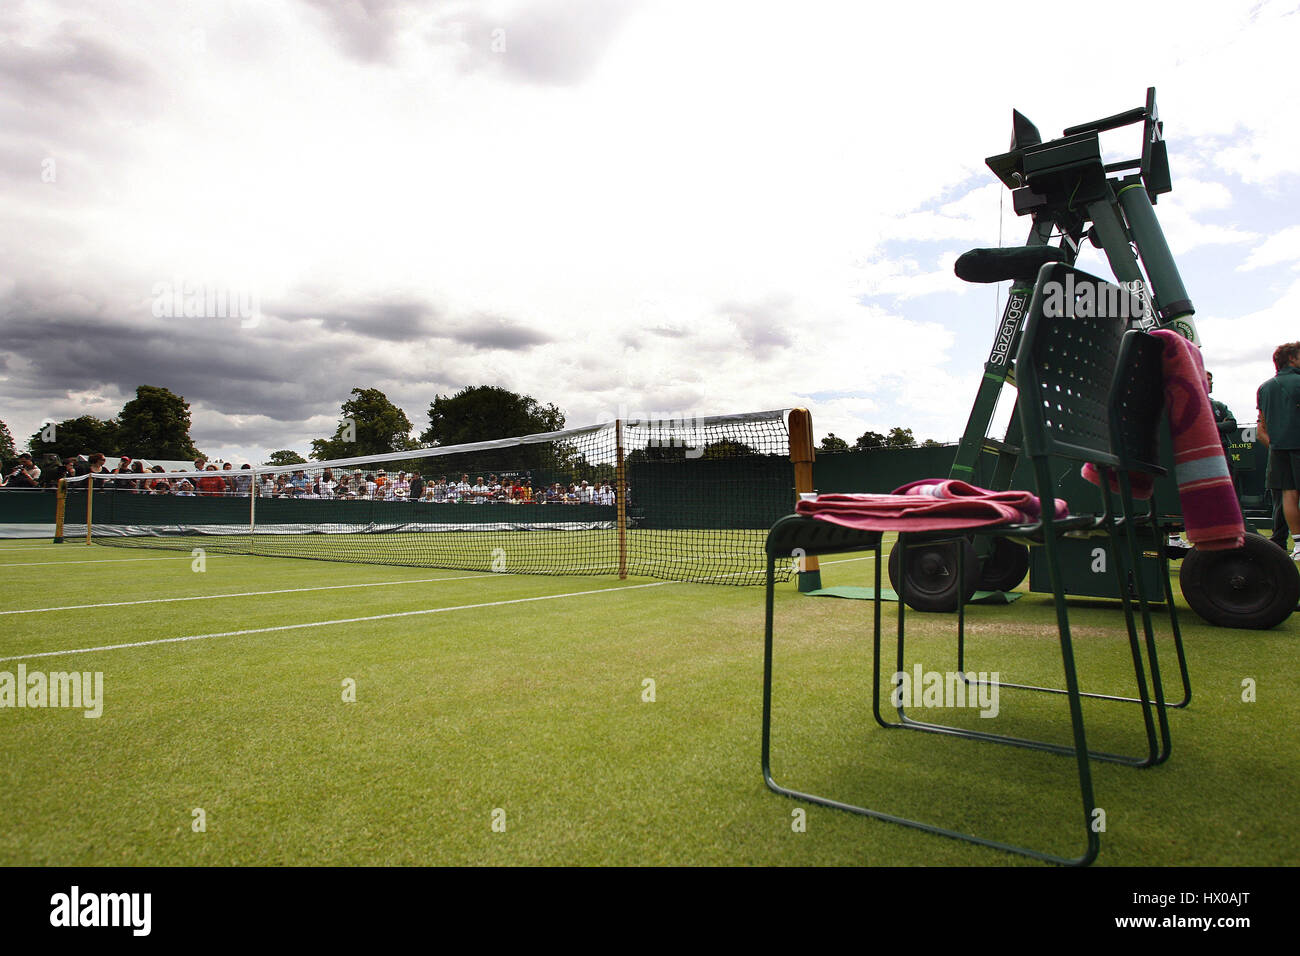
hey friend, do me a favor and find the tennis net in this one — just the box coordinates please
[64,410,798,585]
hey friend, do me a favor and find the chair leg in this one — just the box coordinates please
[887,533,1160,768]
[767,538,1098,865]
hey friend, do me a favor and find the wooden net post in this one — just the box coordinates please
[54,478,66,543]
[84,475,94,546]
[788,407,821,592]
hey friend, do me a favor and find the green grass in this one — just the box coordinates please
[0,536,1295,866]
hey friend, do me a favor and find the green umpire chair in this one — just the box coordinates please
[761,264,1180,865]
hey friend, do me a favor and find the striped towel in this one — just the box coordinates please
[1083,329,1244,551]
[795,479,1067,533]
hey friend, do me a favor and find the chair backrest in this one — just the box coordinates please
[1108,330,1167,476]
[1014,263,1137,467]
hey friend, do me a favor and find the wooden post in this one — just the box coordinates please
[616,419,628,580]
[788,407,821,592]
[54,478,66,543]
[84,474,94,546]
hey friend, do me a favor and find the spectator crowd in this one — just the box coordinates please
[3,454,618,505]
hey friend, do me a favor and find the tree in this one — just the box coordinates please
[854,430,886,450]
[0,419,14,467]
[27,415,120,461]
[921,438,944,448]
[818,433,849,453]
[886,427,916,448]
[421,386,564,448]
[115,385,202,460]
[265,450,307,467]
[311,388,416,460]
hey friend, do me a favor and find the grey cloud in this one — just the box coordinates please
[447,314,552,350]
[298,0,637,85]
[0,22,151,111]
[299,0,409,64]
[273,298,552,350]
[452,0,639,86]
[719,298,795,356]
[274,299,438,343]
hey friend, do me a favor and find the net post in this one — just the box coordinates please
[616,419,628,579]
[84,474,94,546]
[54,478,66,543]
[249,468,257,535]
[788,407,821,592]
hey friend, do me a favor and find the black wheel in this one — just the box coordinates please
[975,538,1030,592]
[887,537,981,613]
[1179,532,1299,629]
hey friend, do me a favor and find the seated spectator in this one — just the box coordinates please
[197,465,228,497]
[470,476,490,502]
[409,472,424,500]
[233,464,253,497]
[289,470,311,495]
[47,457,81,487]
[2,461,38,488]
[318,468,337,498]
[389,473,410,500]
[175,479,197,496]
[15,452,41,483]
[577,480,593,503]
[597,482,615,506]
[86,453,114,488]
[147,465,172,495]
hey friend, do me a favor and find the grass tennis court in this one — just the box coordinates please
[1,537,1296,866]
[92,528,776,584]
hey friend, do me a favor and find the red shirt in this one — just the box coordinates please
[196,475,227,497]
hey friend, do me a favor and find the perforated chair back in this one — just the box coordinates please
[1109,330,1167,476]
[1014,263,1136,467]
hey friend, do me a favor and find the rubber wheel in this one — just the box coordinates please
[975,538,1030,592]
[1179,533,1299,629]
[887,537,981,613]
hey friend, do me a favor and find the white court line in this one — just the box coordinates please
[0,572,502,616]
[821,555,877,565]
[0,555,194,567]
[0,545,86,551]
[0,581,675,663]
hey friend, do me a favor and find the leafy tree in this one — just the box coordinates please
[0,419,14,468]
[886,427,916,448]
[854,430,886,450]
[311,387,416,460]
[417,386,566,477]
[921,438,944,448]
[265,450,308,467]
[115,385,202,460]
[422,386,564,448]
[27,415,120,460]
[818,433,849,453]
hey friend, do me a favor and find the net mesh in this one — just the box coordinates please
[70,411,795,585]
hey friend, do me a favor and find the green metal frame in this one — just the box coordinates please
[762,270,1177,866]
[944,86,1194,693]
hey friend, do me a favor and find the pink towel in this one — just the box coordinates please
[795,479,1067,533]
[1082,329,1244,551]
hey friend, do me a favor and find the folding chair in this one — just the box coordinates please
[761,264,1177,865]
[943,327,1189,772]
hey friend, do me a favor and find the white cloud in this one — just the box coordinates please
[1239,225,1300,271]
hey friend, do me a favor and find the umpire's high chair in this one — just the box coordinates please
[761,264,1181,866]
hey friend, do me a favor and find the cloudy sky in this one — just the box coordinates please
[2,0,1298,465]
